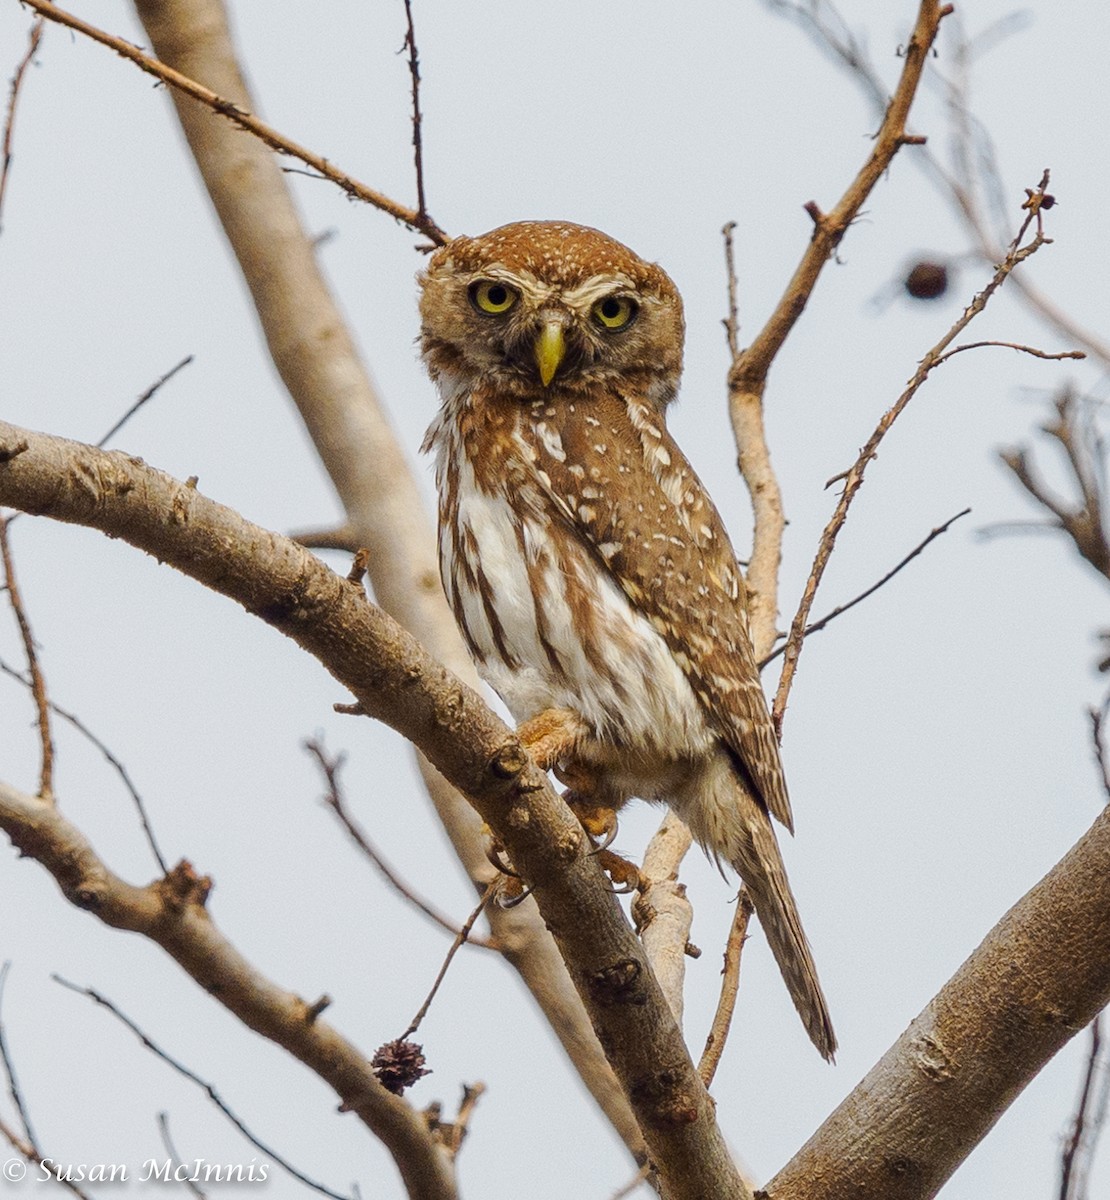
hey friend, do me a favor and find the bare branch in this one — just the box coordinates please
[400,882,498,1040]
[19,0,448,245]
[1089,697,1110,805]
[721,221,740,361]
[770,803,1110,1200]
[765,0,1110,370]
[698,888,754,1090]
[1000,389,1110,584]
[760,508,971,667]
[157,1113,209,1199]
[0,778,458,1200]
[423,1083,487,1162]
[634,813,696,1027]
[0,519,53,801]
[772,174,1055,733]
[96,355,195,448]
[305,737,495,949]
[0,962,40,1150]
[931,340,1085,368]
[0,1117,93,1199]
[0,425,746,1200]
[1060,1015,1106,1200]
[0,656,169,873]
[0,17,43,236]
[0,965,94,1198]
[401,0,429,222]
[728,0,949,653]
[53,975,356,1200]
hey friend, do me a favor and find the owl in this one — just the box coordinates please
[420,221,835,1060]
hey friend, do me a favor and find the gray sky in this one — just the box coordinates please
[1,2,1108,1197]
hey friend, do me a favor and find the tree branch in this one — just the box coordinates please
[772,174,1054,732]
[19,0,447,244]
[0,424,748,1200]
[53,975,356,1200]
[767,803,1110,1200]
[727,0,949,648]
[0,781,457,1200]
[123,0,642,1158]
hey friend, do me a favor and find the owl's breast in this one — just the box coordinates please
[435,436,715,779]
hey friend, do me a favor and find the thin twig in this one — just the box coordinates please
[772,173,1055,734]
[764,0,1110,370]
[157,1112,209,1199]
[697,888,755,1089]
[721,221,740,360]
[1001,389,1110,584]
[401,881,498,1040]
[400,0,428,221]
[1060,1014,1105,1200]
[20,0,448,246]
[0,18,43,236]
[424,1082,487,1160]
[727,0,950,654]
[931,340,1085,368]
[609,1163,652,1200]
[0,1117,93,1200]
[1089,698,1110,805]
[51,975,357,1200]
[0,519,53,801]
[304,737,495,948]
[96,355,194,448]
[0,656,169,872]
[0,962,40,1150]
[760,508,971,666]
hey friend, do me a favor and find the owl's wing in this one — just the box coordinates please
[521,393,794,832]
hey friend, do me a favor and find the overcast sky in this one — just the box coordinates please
[1,2,1108,1197]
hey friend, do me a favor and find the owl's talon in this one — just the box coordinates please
[496,878,534,908]
[485,841,520,879]
[604,876,637,895]
[595,848,643,894]
[587,819,619,856]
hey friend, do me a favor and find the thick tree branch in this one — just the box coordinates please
[767,803,1110,1200]
[0,424,747,1200]
[0,782,457,1200]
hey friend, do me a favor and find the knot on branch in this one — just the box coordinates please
[629,1069,701,1128]
[489,739,529,780]
[588,957,646,1006]
[160,859,213,909]
[912,1031,956,1081]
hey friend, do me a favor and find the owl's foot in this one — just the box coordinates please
[495,875,534,908]
[515,707,589,771]
[483,827,535,906]
[561,790,643,894]
[595,848,642,894]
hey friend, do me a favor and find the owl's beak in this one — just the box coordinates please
[534,318,567,387]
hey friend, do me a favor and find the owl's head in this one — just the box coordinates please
[419,221,684,404]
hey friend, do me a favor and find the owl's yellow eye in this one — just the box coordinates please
[591,294,638,331]
[469,280,519,315]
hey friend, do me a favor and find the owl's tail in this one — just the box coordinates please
[733,813,837,1061]
[682,757,836,1061]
